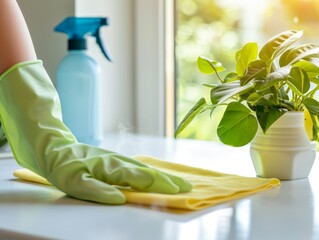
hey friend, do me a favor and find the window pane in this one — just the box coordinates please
[175,0,319,140]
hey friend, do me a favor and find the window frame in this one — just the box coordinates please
[134,0,175,137]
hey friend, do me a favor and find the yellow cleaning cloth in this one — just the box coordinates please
[13,155,280,210]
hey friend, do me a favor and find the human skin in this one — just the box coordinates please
[0,0,37,74]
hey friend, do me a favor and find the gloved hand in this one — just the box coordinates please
[0,61,192,204]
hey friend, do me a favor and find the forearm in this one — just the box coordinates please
[0,0,37,74]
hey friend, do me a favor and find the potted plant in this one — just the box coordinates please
[175,30,319,180]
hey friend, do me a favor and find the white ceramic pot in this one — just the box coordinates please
[250,111,316,180]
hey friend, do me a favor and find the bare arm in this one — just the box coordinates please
[0,0,37,74]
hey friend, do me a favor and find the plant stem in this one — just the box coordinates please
[306,86,319,98]
[209,62,224,83]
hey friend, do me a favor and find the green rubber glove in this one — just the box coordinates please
[0,61,192,204]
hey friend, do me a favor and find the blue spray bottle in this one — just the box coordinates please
[54,17,111,146]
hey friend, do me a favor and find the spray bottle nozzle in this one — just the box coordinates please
[54,17,112,62]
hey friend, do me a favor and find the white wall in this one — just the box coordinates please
[17,0,75,80]
[76,0,135,134]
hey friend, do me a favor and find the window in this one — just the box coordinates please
[174,0,319,140]
[19,1,319,139]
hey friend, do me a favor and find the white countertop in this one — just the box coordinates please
[0,134,318,240]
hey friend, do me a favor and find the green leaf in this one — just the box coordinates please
[304,56,319,67]
[197,56,225,74]
[293,60,319,80]
[224,72,239,82]
[303,98,319,115]
[256,107,286,133]
[210,81,253,105]
[287,67,310,95]
[174,98,207,138]
[303,98,319,141]
[255,66,290,90]
[203,83,218,88]
[279,43,319,67]
[217,102,258,147]
[259,30,303,64]
[279,86,289,100]
[247,92,276,109]
[267,66,290,81]
[247,92,265,106]
[240,60,267,85]
[235,42,258,76]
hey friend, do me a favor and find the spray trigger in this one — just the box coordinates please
[93,29,112,62]
[54,17,112,62]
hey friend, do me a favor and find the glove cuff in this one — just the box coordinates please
[0,60,43,81]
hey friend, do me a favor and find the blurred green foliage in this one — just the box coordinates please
[175,0,241,141]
